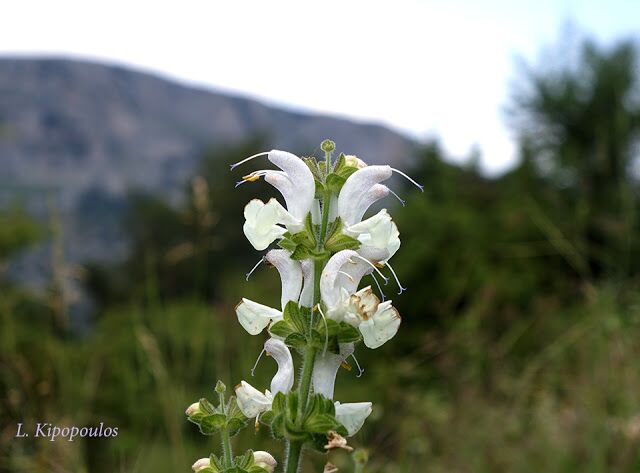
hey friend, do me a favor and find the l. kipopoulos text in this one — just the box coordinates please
[15,422,119,441]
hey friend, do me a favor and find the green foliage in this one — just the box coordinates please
[0,205,42,261]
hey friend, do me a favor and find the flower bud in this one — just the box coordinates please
[321,139,336,153]
[185,402,201,416]
[344,154,367,169]
[192,457,211,472]
[253,451,277,472]
[215,380,226,394]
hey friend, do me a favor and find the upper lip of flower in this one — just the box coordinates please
[232,150,315,223]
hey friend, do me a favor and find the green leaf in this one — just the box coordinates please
[282,301,308,335]
[337,322,361,343]
[326,173,347,193]
[332,153,347,173]
[270,413,286,439]
[284,332,307,350]
[287,392,299,423]
[198,413,227,435]
[325,231,361,252]
[304,413,341,433]
[272,392,287,414]
[247,467,269,473]
[234,449,254,469]
[227,416,249,437]
[259,410,275,426]
[269,320,295,339]
[289,245,311,261]
[210,454,224,472]
[277,237,298,253]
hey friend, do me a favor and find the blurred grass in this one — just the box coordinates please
[3,284,640,472]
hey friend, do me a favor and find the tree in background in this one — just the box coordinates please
[509,34,640,280]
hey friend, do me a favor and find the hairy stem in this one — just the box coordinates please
[218,391,233,468]
[284,440,303,473]
[285,162,333,473]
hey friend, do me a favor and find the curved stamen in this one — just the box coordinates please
[338,270,355,282]
[230,151,269,171]
[385,262,407,295]
[235,180,248,188]
[316,304,330,356]
[391,167,424,192]
[369,272,386,301]
[351,353,365,378]
[245,257,265,281]
[388,188,406,207]
[250,348,266,377]
[349,255,389,285]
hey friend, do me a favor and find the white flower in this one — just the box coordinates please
[192,458,212,472]
[235,380,274,419]
[344,155,367,169]
[234,150,315,229]
[265,249,303,310]
[243,198,300,251]
[320,251,401,348]
[185,402,201,416]
[253,451,277,472]
[338,165,392,227]
[235,339,294,419]
[334,401,372,436]
[312,343,354,399]
[345,209,400,263]
[299,259,315,308]
[264,338,294,395]
[356,299,401,349]
[235,298,282,335]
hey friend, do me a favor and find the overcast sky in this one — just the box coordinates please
[2,0,639,173]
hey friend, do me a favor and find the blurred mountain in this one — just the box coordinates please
[0,57,416,270]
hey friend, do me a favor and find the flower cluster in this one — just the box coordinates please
[185,141,421,472]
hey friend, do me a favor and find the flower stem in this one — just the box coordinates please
[285,175,333,473]
[285,440,303,473]
[296,345,317,424]
[218,391,233,468]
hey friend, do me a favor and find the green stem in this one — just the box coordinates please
[284,172,334,473]
[296,345,317,425]
[218,392,233,468]
[285,441,303,473]
[319,190,332,247]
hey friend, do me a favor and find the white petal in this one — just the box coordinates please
[267,150,315,221]
[320,250,359,311]
[264,338,294,395]
[235,381,273,418]
[312,343,354,399]
[192,457,211,471]
[253,451,277,472]
[235,298,282,335]
[334,401,372,436]
[338,165,392,226]
[311,199,322,225]
[352,184,390,224]
[359,301,401,349]
[299,259,315,307]
[347,209,400,262]
[242,199,288,250]
[265,249,303,310]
